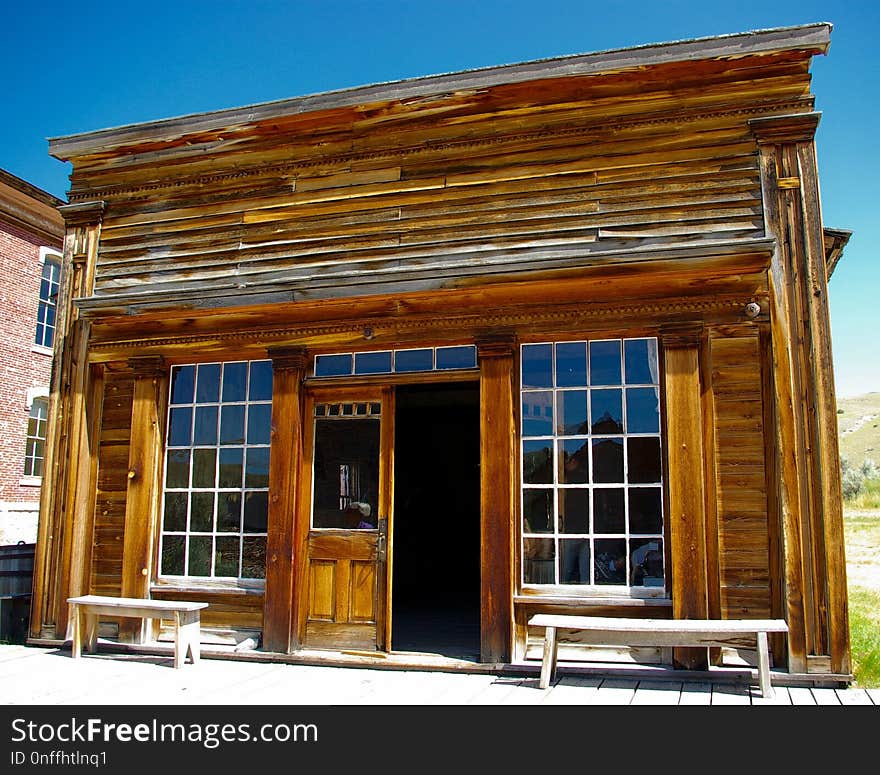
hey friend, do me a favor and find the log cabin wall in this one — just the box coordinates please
[31,24,849,676]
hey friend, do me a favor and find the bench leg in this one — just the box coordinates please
[71,605,82,659]
[756,631,773,698]
[539,626,558,689]
[175,610,201,668]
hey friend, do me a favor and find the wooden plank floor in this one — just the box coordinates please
[1,644,876,706]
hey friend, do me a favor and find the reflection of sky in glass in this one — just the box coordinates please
[626,388,660,433]
[522,344,553,388]
[555,342,587,386]
[589,340,621,385]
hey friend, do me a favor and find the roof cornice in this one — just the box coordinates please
[49,23,831,162]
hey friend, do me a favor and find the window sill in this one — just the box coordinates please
[514,592,671,608]
[31,345,53,357]
[152,579,265,595]
[19,476,43,487]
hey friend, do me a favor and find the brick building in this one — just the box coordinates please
[0,169,64,544]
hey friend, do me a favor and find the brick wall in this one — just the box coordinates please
[0,219,60,510]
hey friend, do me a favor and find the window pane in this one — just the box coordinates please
[559,439,589,484]
[222,362,247,402]
[559,489,589,534]
[625,339,658,384]
[248,360,273,401]
[163,492,187,532]
[627,437,662,483]
[188,536,212,576]
[244,491,269,533]
[592,438,623,482]
[628,488,663,534]
[522,441,553,485]
[165,449,191,488]
[589,340,622,386]
[521,344,552,388]
[217,492,241,532]
[631,539,664,587]
[395,349,433,372]
[557,390,588,435]
[555,342,587,387]
[354,350,392,374]
[215,536,240,577]
[168,407,192,446]
[314,354,352,377]
[560,539,591,584]
[523,539,555,584]
[523,489,553,533]
[242,536,266,579]
[626,388,660,434]
[436,345,476,370]
[595,538,626,585]
[161,536,185,576]
[192,448,216,488]
[170,365,195,405]
[247,404,272,445]
[218,447,243,488]
[190,492,215,532]
[220,405,245,445]
[522,391,553,437]
[245,447,270,489]
[593,488,625,533]
[195,363,221,403]
[193,405,218,445]
[591,389,623,434]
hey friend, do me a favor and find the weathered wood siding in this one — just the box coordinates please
[90,368,133,598]
[709,330,771,618]
[64,54,815,304]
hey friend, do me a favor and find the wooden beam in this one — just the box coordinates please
[477,332,517,663]
[119,356,166,642]
[262,347,308,653]
[661,323,709,669]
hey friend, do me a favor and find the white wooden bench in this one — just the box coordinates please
[67,595,209,669]
[528,614,789,698]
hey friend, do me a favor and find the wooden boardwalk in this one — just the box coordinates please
[2,644,878,706]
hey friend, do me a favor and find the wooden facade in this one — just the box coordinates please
[31,23,852,679]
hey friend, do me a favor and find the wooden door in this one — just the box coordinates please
[297,387,393,651]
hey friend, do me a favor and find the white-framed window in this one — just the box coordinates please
[158,360,273,582]
[35,248,61,350]
[520,337,665,593]
[23,395,49,478]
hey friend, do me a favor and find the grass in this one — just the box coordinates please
[845,478,880,510]
[843,508,880,687]
[837,392,880,467]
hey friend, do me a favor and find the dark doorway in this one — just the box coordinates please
[391,382,481,660]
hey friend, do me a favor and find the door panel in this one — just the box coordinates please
[297,388,392,652]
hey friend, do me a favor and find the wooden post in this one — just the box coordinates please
[30,201,104,641]
[750,113,850,675]
[119,356,166,643]
[662,323,709,670]
[476,333,516,663]
[262,347,308,653]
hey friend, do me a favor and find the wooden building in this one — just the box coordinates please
[31,23,853,681]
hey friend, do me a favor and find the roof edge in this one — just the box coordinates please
[49,22,832,161]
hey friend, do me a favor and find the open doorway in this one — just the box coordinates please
[391,382,481,660]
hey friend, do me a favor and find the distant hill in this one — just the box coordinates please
[837,392,880,466]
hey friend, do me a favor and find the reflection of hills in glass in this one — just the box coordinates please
[591,410,622,434]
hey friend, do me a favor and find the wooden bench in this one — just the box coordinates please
[67,595,208,669]
[528,614,789,698]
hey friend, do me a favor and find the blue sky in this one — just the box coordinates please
[2,1,877,397]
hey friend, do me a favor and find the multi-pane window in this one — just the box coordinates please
[520,338,665,591]
[23,398,49,477]
[159,360,273,581]
[35,255,61,349]
[314,345,477,377]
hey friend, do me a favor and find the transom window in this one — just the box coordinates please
[159,360,273,582]
[35,253,61,349]
[520,338,665,592]
[314,345,477,377]
[23,397,49,477]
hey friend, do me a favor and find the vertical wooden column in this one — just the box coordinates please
[119,356,166,643]
[662,324,709,670]
[750,112,850,675]
[30,201,104,641]
[476,333,516,663]
[262,347,307,653]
